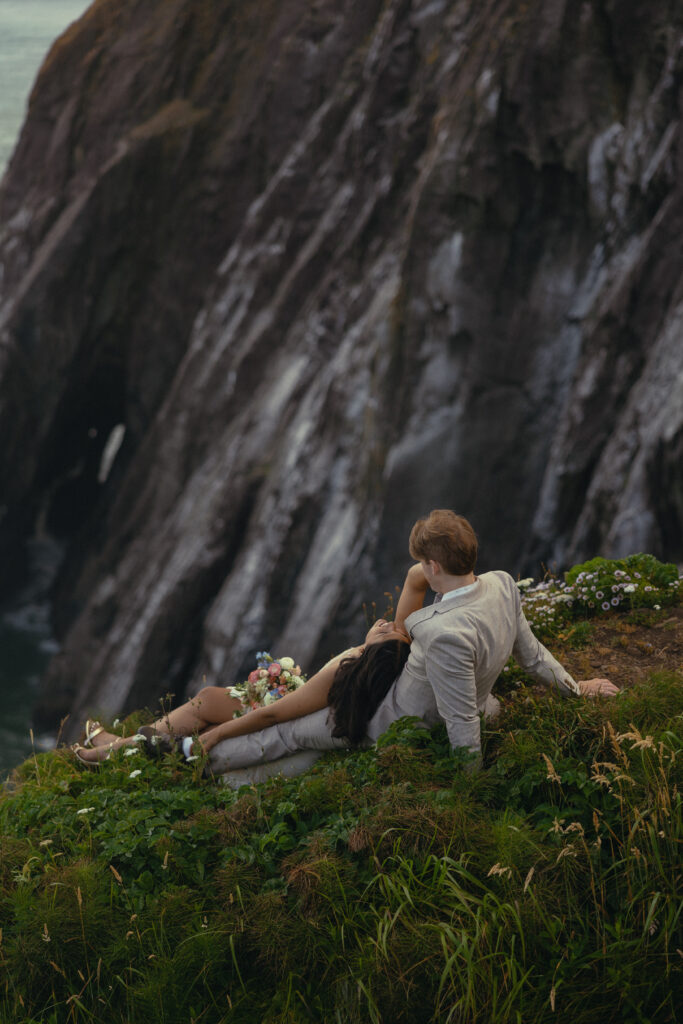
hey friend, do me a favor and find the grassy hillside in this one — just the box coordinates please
[1,556,681,1023]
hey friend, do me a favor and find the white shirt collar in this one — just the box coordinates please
[438,579,479,603]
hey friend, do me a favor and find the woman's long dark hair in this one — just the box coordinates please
[327,639,410,745]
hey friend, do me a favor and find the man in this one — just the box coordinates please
[208,510,617,777]
[366,510,617,763]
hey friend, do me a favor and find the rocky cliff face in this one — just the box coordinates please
[0,0,681,735]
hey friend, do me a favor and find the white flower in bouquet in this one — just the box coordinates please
[227,651,307,716]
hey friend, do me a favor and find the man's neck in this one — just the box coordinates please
[434,571,476,595]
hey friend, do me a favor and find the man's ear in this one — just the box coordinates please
[428,559,442,576]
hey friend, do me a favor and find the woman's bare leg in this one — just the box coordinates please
[155,687,243,736]
[76,687,243,762]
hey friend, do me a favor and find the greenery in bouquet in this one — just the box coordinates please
[227,651,306,716]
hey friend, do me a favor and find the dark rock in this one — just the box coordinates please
[0,0,680,736]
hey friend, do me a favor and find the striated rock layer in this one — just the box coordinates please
[0,0,681,734]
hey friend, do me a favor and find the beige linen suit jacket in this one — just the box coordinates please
[367,570,579,755]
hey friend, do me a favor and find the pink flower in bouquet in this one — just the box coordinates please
[248,670,261,683]
[268,663,282,677]
[278,684,288,695]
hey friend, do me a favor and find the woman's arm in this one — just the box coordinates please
[198,647,362,752]
[394,563,429,631]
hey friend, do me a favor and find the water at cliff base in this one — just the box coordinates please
[0,0,92,175]
[0,616,53,777]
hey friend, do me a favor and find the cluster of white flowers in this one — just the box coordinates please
[569,569,643,611]
[518,579,576,631]
[518,562,681,635]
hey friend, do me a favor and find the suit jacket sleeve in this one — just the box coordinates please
[424,633,482,759]
[511,586,580,695]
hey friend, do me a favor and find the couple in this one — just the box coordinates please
[75,510,618,772]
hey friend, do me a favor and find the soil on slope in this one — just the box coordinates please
[555,606,682,688]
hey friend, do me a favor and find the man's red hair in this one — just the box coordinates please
[409,510,478,575]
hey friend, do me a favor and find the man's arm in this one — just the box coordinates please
[424,633,481,761]
[511,585,619,697]
[512,601,580,695]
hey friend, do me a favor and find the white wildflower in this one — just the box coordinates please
[76,807,95,815]
[623,584,636,593]
[129,769,143,779]
[124,747,139,756]
[516,577,534,590]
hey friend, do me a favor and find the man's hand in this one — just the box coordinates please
[577,678,620,697]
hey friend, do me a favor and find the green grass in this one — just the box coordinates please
[1,554,682,1022]
[1,673,681,1023]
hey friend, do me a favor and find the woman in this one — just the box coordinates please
[73,616,411,765]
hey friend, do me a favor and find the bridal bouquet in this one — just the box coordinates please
[228,651,307,716]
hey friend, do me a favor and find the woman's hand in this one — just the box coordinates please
[577,678,620,697]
